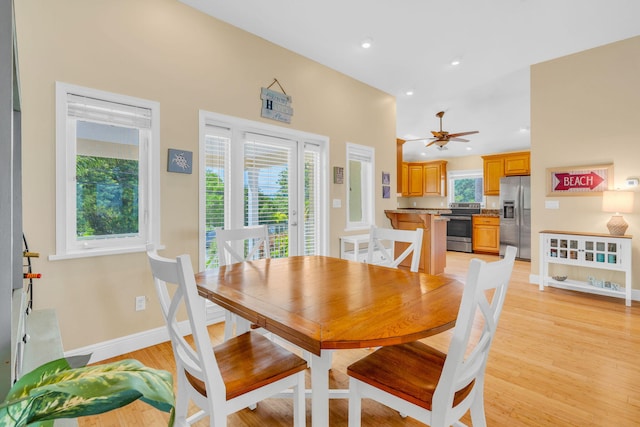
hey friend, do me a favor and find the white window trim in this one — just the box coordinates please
[50,82,161,260]
[345,142,375,231]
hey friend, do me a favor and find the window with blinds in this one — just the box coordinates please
[203,125,230,268]
[346,142,375,230]
[198,111,328,270]
[53,82,160,259]
[244,133,293,258]
[304,147,320,255]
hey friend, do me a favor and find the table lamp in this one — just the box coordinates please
[602,190,634,236]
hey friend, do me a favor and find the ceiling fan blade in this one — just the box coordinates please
[447,130,479,138]
[449,137,470,142]
[425,140,438,147]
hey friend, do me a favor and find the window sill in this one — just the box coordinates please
[49,244,164,261]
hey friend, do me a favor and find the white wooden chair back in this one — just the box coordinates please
[215,225,270,266]
[147,251,226,423]
[431,245,517,425]
[215,225,270,340]
[367,226,424,272]
[148,250,306,426]
[347,246,517,427]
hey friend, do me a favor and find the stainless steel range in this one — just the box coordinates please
[441,202,482,253]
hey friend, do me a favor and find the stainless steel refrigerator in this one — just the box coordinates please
[499,176,531,260]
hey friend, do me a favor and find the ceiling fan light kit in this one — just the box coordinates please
[406,111,479,149]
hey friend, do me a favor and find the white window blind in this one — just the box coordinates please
[304,145,320,255]
[346,142,375,230]
[244,132,293,258]
[67,93,152,129]
[204,124,230,268]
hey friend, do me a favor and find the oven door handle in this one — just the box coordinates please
[445,216,472,221]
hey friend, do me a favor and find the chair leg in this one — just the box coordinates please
[469,395,487,427]
[223,311,235,341]
[175,372,190,421]
[348,379,362,427]
[211,409,227,427]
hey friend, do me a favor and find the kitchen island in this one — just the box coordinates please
[384,209,449,275]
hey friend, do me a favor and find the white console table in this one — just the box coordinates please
[539,230,632,306]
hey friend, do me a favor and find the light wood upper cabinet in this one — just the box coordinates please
[482,151,530,195]
[483,157,504,196]
[407,164,423,196]
[423,160,447,197]
[400,160,447,197]
[503,152,530,176]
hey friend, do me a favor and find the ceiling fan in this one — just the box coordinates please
[406,111,479,150]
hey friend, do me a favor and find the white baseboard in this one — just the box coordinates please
[529,273,540,285]
[65,306,225,364]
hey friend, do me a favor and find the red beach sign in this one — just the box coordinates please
[553,172,604,191]
[547,164,611,196]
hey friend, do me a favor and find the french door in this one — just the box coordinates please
[200,113,325,269]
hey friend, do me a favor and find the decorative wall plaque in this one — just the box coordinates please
[260,79,293,124]
[546,164,612,196]
[167,149,193,174]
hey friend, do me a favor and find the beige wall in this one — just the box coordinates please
[531,36,640,286]
[15,0,396,350]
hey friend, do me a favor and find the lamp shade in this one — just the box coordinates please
[602,190,634,214]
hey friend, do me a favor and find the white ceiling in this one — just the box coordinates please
[180,0,640,161]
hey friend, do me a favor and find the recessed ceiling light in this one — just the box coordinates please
[405,90,414,96]
[361,38,373,49]
[450,59,461,66]
[519,126,530,132]
[466,146,472,151]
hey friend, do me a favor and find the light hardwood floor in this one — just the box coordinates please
[78,252,640,426]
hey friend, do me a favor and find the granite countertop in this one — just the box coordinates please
[385,208,452,215]
[473,209,500,218]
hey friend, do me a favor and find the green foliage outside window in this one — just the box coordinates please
[453,177,484,203]
[76,156,139,238]
[205,162,317,267]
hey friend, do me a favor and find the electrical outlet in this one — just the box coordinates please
[135,296,146,311]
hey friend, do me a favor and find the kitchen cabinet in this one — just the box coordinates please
[401,163,408,196]
[539,230,632,306]
[504,152,530,176]
[482,157,504,196]
[472,216,500,254]
[423,160,447,197]
[482,151,530,195]
[384,210,448,275]
[407,163,423,196]
[400,160,447,197]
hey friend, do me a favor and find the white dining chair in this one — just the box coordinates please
[214,225,270,340]
[215,225,270,267]
[367,226,424,272]
[347,246,517,427]
[215,225,312,366]
[147,250,306,427]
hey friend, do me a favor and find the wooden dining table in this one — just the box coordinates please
[195,255,464,427]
